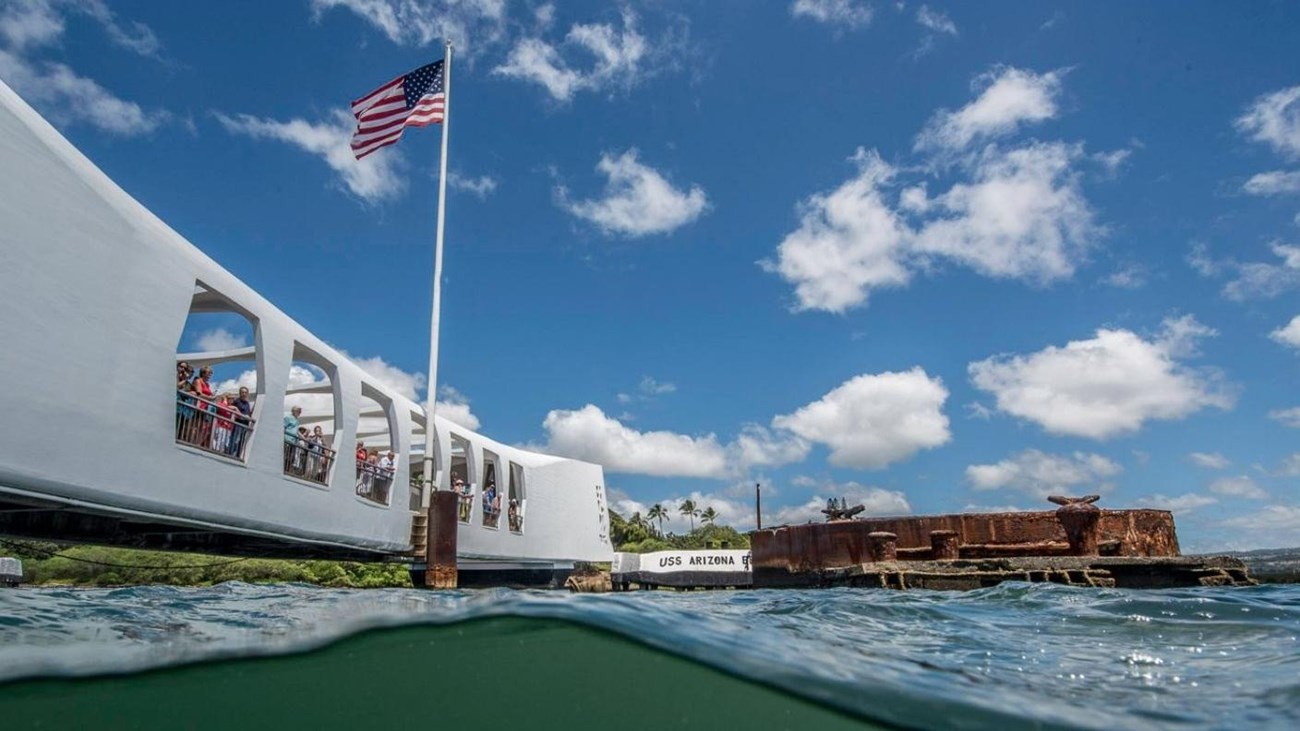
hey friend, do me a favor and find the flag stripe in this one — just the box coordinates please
[349,61,445,161]
[350,78,403,115]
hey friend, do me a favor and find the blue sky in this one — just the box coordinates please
[3,1,1298,551]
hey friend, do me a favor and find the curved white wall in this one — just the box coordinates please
[0,80,612,564]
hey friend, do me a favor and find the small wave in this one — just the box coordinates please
[2,582,1298,730]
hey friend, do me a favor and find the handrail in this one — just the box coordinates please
[356,458,394,503]
[177,388,258,426]
[175,391,256,461]
[282,433,334,485]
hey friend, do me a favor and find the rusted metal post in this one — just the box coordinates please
[425,490,458,588]
[755,482,762,530]
[867,531,897,562]
[929,529,959,560]
[1050,495,1102,557]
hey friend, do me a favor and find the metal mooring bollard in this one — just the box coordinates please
[867,531,898,562]
[929,530,960,560]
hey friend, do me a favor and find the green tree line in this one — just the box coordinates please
[4,541,412,588]
[608,503,750,553]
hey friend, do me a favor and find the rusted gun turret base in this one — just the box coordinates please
[754,555,1256,591]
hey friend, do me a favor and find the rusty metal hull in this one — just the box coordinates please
[748,508,1256,589]
[754,555,1255,590]
[752,509,1180,576]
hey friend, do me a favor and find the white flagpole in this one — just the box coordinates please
[421,39,452,506]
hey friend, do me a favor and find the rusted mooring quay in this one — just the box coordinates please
[751,496,1256,590]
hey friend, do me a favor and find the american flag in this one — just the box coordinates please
[350,60,445,160]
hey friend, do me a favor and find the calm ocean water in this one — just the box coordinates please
[2,575,1298,730]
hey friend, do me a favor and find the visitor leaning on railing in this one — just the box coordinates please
[175,388,257,461]
[356,457,394,502]
[453,477,472,521]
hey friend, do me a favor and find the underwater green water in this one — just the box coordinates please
[3,616,874,731]
[2,581,1298,730]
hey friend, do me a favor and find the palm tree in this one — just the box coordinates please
[647,503,667,536]
[700,506,718,526]
[679,498,699,532]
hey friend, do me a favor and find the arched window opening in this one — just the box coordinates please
[508,462,525,533]
[450,434,473,523]
[175,282,261,462]
[355,385,397,505]
[408,410,430,511]
[481,450,501,529]
[282,344,337,486]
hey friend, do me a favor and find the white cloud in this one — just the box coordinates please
[1136,493,1218,514]
[0,50,167,135]
[347,354,426,402]
[558,149,708,237]
[966,449,1121,499]
[916,67,1063,152]
[493,9,676,102]
[214,111,405,204]
[916,5,957,36]
[1092,148,1131,176]
[912,142,1096,282]
[1224,243,1300,301]
[1243,170,1300,196]
[772,367,950,469]
[969,316,1234,439]
[1270,314,1300,349]
[1209,476,1267,499]
[0,1,63,51]
[309,0,507,53]
[761,149,911,313]
[768,485,912,525]
[1102,262,1147,289]
[447,171,498,198]
[1189,452,1230,469]
[433,385,481,431]
[0,2,168,136]
[726,425,811,473]
[1223,505,1300,548]
[1190,242,1300,301]
[76,0,163,59]
[790,0,874,29]
[962,503,1032,513]
[638,376,676,396]
[539,398,814,479]
[1185,242,1221,277]
[765,68,1099,314]
[343,353,479,431]
[1235,84,1300,161]
[1277,453,1300,477]
[1270,406,1300,428]
[541,404,728,478]
[1,0,161,58]
[195,328,248,353]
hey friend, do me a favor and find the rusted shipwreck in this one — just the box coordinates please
[750,496,1255,590]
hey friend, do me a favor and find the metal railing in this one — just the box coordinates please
[356,461,394,504]
[283,438,335,485]
[176,391,256,461]
[456,489,472,523]
[482,494,501,528]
